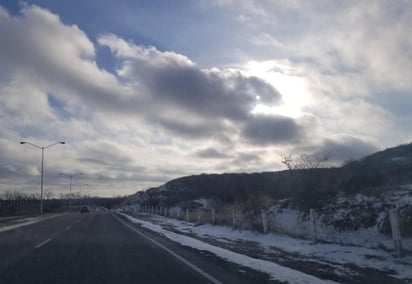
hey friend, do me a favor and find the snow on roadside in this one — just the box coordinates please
[122,212,412,281]
[120,213,337,284]
[267,190,412,251]
[0,217,42,232]
[0,214,64,233]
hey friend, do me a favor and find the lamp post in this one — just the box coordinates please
[80,183,89,206]
[59,173,82,210]
[20,141,65,215]
[74,183,89,206]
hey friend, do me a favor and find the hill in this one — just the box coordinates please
[122,143,412,252]
[127,143,412,209]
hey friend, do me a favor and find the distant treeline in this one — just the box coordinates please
[0,191,126,216]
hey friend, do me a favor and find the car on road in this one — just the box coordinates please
[80,206,90,213]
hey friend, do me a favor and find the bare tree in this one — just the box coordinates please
[1,191,30,200]
[44,188,55,200]
[281,152,331,170]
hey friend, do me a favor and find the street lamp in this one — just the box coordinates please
[79,183,89,197]
[59,172,83,210]
[78,183,89,206]
[72,183,89,205]
[20,141,65,215]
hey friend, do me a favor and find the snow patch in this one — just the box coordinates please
[121,213,336,284]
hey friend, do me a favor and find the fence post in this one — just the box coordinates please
[261,209,268,234]
[186,208,189,222]
[164,207,167,217]
[309,208,317,244]
[177,209,181,219]
[197,208,201,223]
[389,209,403,257]
[211,209,216,225]
[232,208,236,228]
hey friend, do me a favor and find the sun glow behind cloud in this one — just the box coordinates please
[243,61,310,118]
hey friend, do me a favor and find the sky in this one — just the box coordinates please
[0,0,411,197]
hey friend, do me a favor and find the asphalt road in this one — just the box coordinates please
[0,211,269,284]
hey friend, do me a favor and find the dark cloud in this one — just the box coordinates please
[154,117,223,139]
[101,34,281,122]
[77,141,140,171]
[242,115,303,145]
[103,37,285,142]
[0,165,19,178]
[235,152,261,163]
[195,147,230,159]
[316,137,378,163]
[133,63,280,122]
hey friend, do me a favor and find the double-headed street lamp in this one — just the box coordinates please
[20,141,65,215]
[59,172,83,209]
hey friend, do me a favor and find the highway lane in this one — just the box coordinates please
[0,211,269,284]
[0,213,84,272]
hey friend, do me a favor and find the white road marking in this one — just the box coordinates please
[35,238,52,249]
[64,225,72,231]
[113,214,222,284]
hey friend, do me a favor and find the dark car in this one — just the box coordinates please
[80,206,90,213]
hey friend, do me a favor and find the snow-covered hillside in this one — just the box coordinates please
[123,188,412,253]
[267,189,412,250]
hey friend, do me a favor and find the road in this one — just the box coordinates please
[0,211,269,284]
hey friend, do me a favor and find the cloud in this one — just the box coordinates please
[315,137,379,164]
[97,33,297,145]
[99,34,281,121]
[0,4,133,122]
[207,0,412,146]
[242,114,304,145]
[0,4,303,197]
[305,96,390,139]
[195,147,230,159]
[152,116,227,140]
[235,152,261,163]
[1,2,409,197]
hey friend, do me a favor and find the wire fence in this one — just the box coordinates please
[127,204,409,257]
